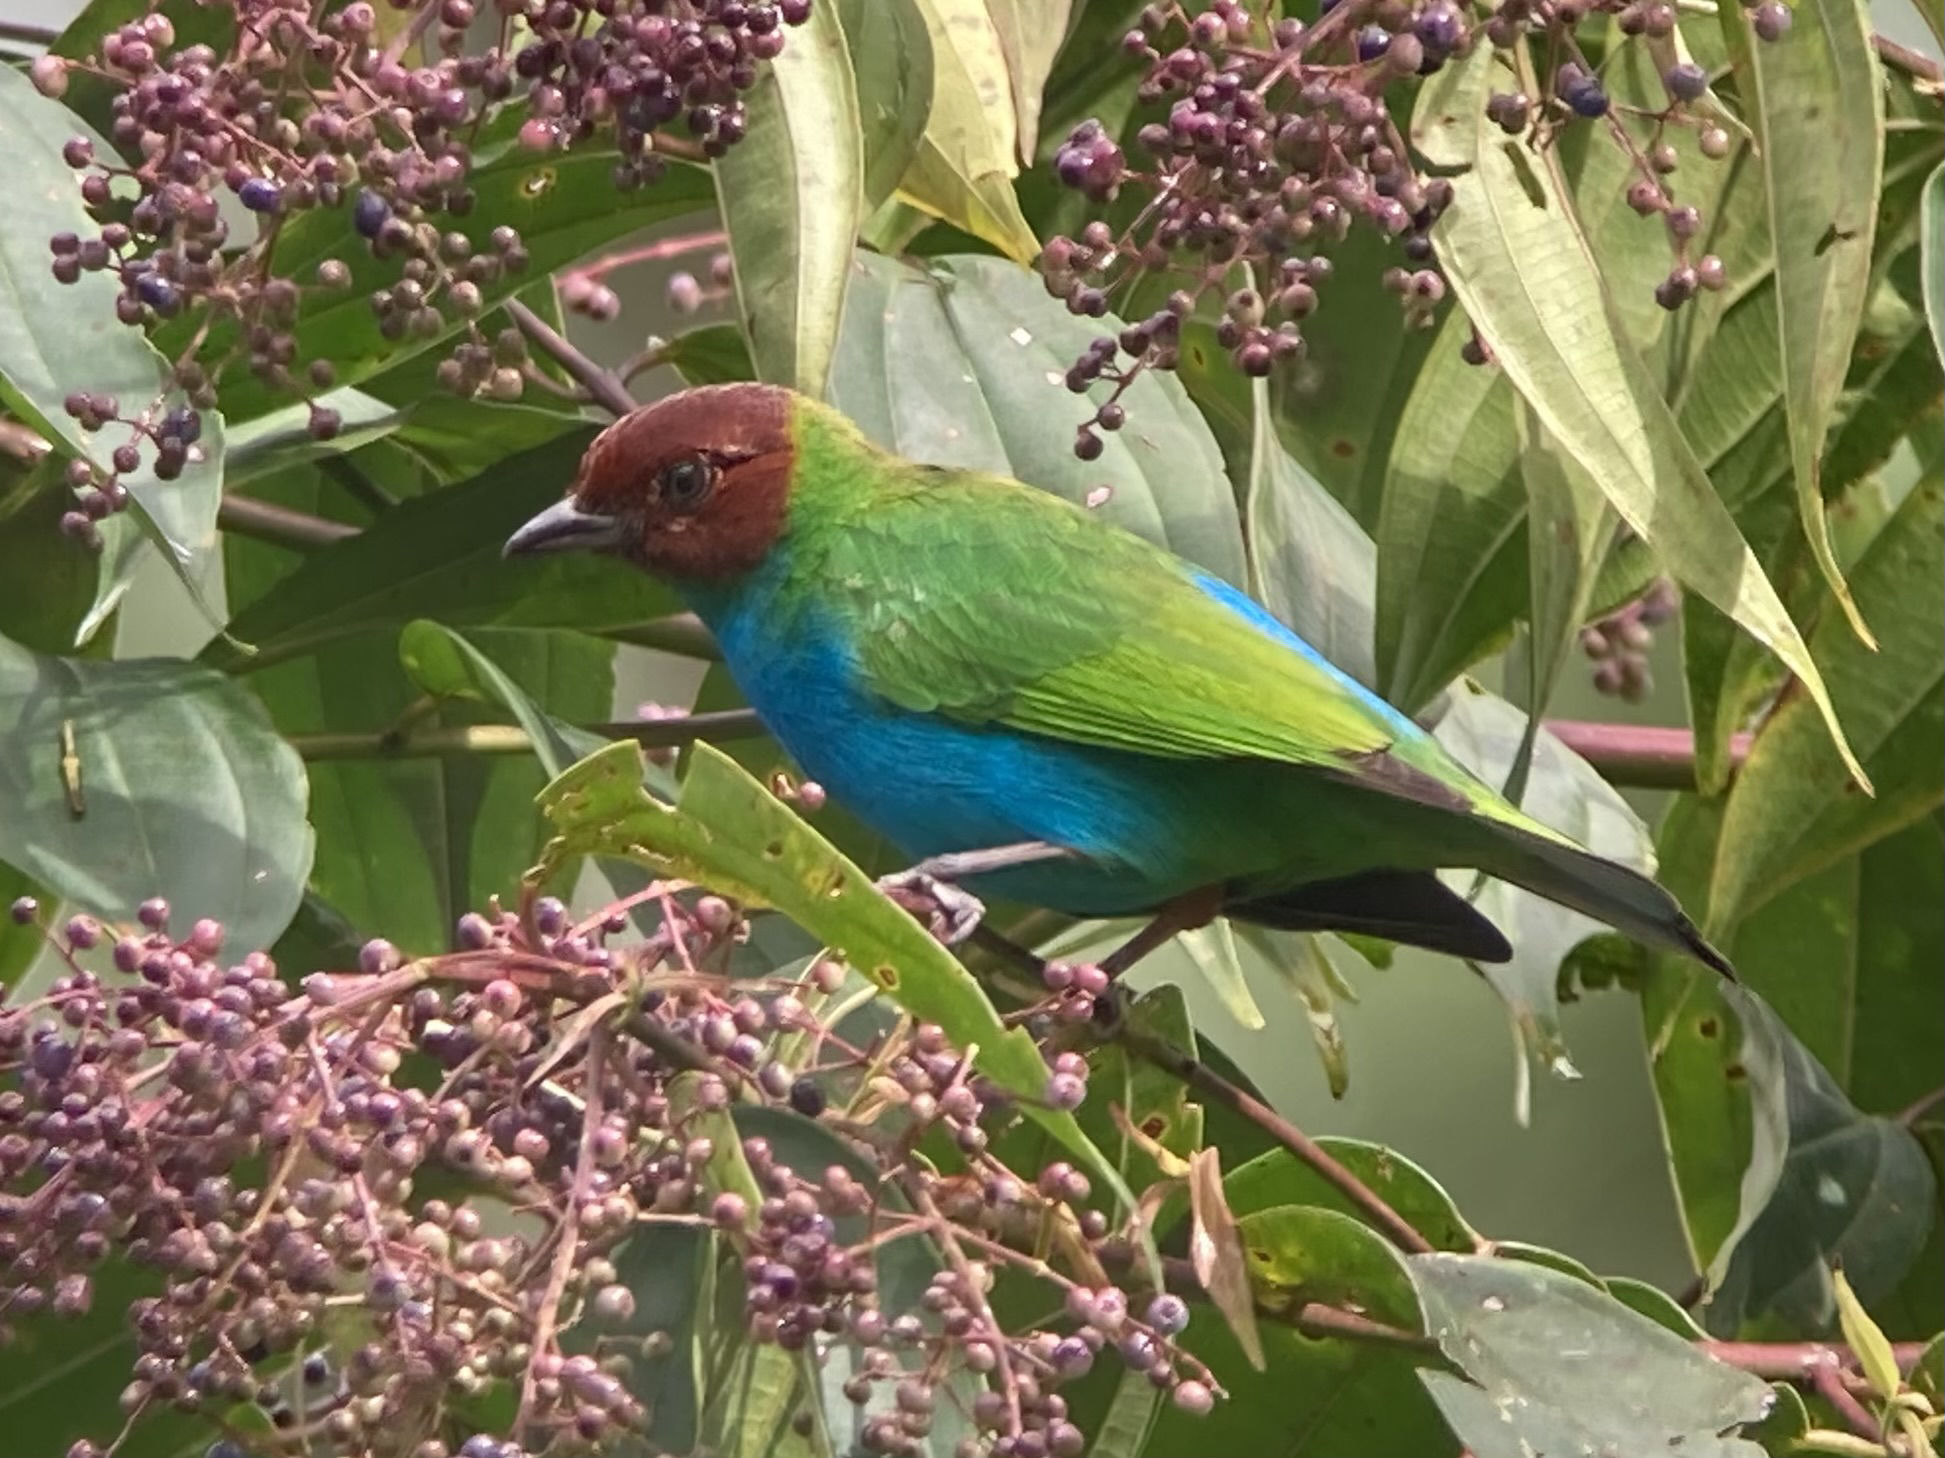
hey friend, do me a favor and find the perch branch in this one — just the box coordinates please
[287,708,766,761]
[505,299,637,419]
[1545,719,1750,790]
[1113,1021,1439,1257]
[216,495,360,549]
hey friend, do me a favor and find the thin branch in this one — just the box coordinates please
[1898,1085,1945,1127]
[1114,1021,1438,1257]
[1545,719,1750,790]
[216,495,360,549]
[1874,32,1943,84]
[0,18,60,45]
[608,612,721,659]
[287,708,766,761]
[505,299,637,419]
[1703,1340,1934,1380]
[573,229,727,282]
[1811,1357,1886,1443]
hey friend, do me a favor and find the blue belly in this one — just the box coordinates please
[682,578,1237,916]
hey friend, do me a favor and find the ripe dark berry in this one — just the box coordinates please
[1751,0,1792,39]
[1356,25,1391,60]
[788,1076,826,1117]
[236,177,281,213]
[352,190,391,241]
[1662,62,1708,102]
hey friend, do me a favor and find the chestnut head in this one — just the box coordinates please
[503,382,796,580]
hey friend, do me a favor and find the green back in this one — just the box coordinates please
[781,398,1552,839]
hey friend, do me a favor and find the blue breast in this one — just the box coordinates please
[682,567,1228,916]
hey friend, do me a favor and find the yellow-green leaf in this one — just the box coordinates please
[1411,45,1868,791]
[984,0,1074,161]
[1833,1265,1903,1402]
[1719,0,1885,648]
[895,0,1041,263]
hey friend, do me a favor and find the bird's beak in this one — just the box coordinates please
[503,497,625,558]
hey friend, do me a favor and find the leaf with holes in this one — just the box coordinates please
[1411,1254,1774,1458]
[534,741,1143,1241]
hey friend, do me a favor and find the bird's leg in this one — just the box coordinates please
[1099,885,1226,979]
[876,841,1076,946]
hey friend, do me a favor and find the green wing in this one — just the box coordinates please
[816,470,1488,805]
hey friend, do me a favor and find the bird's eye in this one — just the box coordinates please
[660,455,716,511]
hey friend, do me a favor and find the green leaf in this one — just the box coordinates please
[1143,1204,1447,1457]
[315,626,609,951]
[713,0,862,398]
[1374,312,1525,712]
[0,65,167,462]
[76,407,228,648]
[827,251,1247,584]
[398,620,607,778]
[895,0,1041,263]
[1719,0,1885,647]
[1513,401,1615,804]
[671,1077,829,1458]
[1223,1142,1478,1254]
[1633,801,1791,1284]
[1706,989,1937,1336]
[203,428,682,674]
[1430,684,1656,1078]
[0,860,49,989]
[1085,1370,1162,1458]
[0,636,311,953]
[584,1221,712,1455]
[983,0,1074,160]
[1411,45,1868,790]
[1410,1254,1775,1458]
[167,157,713,423]
[0,457,98,654]
[1925,164,1945,367]
[222,387,402,489]
[534,741,1142,1232]
[836,0,933,210]
[1244,377,1381,690]
[1709,475,1944,934]
[666,321,759,387]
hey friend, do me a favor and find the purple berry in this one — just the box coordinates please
[1173,1379,1216,1416]
[1046,1071,1087,1110]
[352,189,391,240]
[1663,62,1708,102]
[1355,24,1391,60]
[1147,1293,1191,1334]
[9,896,37,924]
[236,177,281,213]
[1751,0,1792,39]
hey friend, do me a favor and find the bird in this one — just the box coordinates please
[504,382,1730,980]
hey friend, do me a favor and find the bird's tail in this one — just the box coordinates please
[1470,818,1734,978]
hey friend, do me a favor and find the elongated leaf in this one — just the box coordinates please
[837,0,933,209]
[714,0,861,398]
[671,1077,829,1458]
[0,636,311,952]
[1412,45,1867,789]
[896,0,1041,262]
[1412,1254,1774,1458]
[1514,400,1616,802]
[1925,163,1945,367]
[984,0,1073,160]
[398,620,608,778]
[1085,1370,1162,1458]
[1245,378,1381,689]
[828,250,1246,582]
[1432,685,1656,1077]
[202,428,685,674]
[1375,310,1525,711]
[1190,1148,1265,1370]
[534,741,1143,1235]
[1634,798,1791,1279]
[1709,475,1944,933]
[1720,0,1884,646]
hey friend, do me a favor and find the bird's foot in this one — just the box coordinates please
[877,870,988,946]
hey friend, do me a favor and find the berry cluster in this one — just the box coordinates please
[2,876,1219,1458]
[1580,575,1679,700]
[30,0,807,544]
[1042,0,1783,455]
